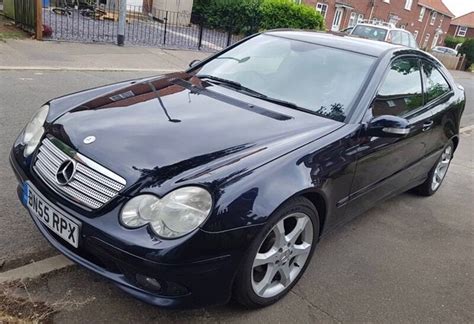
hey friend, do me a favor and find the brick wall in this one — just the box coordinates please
[302,0,452,48]
[448,25,474,39]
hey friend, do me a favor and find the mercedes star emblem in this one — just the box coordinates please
[83,136,96,144]
[56,159,76,185]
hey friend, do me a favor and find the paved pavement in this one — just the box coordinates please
[0,39,210,71]
[0,48,473,322]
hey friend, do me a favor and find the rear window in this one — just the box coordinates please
[351,25,388,41]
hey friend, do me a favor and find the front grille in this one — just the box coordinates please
[33,137,126,209]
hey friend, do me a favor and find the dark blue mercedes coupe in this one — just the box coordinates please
[10,30,465,308]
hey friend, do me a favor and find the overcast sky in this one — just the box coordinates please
[443,0,474,17]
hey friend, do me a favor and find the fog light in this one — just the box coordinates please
[135,274,162,293]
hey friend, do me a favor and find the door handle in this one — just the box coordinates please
[422,121,434,132]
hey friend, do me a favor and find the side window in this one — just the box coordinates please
[373,58,424,117]
[401,32,410,46]
[391,31,402,44]
[422,62,451,103]
[408,34,417,48]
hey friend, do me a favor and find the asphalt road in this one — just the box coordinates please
[1,70,473,322]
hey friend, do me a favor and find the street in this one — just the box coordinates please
[1,69,473,322]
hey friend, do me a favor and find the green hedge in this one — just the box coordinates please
[193,0,262,34]
[192,0,324,34]
[459,39,474,71]
[444,35,466,49]
[259,0,324,30]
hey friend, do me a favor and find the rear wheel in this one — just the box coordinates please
[414,140,454,196]
[233,197,319,308]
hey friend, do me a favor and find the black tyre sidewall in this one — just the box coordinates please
[233,197,320,308]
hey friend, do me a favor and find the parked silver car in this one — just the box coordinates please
[350,20,418,49]
[432,46,458,56]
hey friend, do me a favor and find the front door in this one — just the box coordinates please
[332,8,344,31]
[431,33,440,48]
[346,57,435,217]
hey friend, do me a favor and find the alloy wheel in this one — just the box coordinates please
[251,212,313,298]
[431,145,453,191]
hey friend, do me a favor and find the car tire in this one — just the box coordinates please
[414,140,454,196]
[233,196,320,308]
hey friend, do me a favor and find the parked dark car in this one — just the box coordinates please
[10,31,465,309]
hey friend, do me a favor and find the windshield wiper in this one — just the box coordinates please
[197,75,263,97]
[197,74,314,115]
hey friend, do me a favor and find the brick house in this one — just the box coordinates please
[300,0,454,49]
[447,11,474,39]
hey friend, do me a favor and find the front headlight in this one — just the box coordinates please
[120,187,212,239]
[23,105,49,157]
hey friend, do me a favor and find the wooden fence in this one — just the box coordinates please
[431,52,467,70]
[12,0,42,39]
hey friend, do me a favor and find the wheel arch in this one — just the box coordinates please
[300,190,328,236]
[267,188,328,237]
[451,134,459,152]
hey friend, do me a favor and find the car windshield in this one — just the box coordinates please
[351,25,388,41]
[195,34,375,122]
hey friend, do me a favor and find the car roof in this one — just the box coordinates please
[354,23,409,32]
[264,30,400,57]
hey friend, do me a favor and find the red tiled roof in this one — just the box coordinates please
[418,0,455,17]
[451,11,474,28]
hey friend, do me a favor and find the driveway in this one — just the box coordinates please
[1,69,473,323]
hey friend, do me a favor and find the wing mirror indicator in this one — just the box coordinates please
[366,115,410,138]
[382,127,410,135]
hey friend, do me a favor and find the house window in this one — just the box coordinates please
[457,26,468,37]
[389,14,399,25]
[419,7,425,21]
[348,12,357,27]
[413,30,419,40]
[383,0,390,3]
[439,15,444,27]
[405,0,413,10]
[358,14,364,23]
[316,3,328,18]
[430,11,437,25]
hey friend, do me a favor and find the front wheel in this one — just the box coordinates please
[414,140,454,196]
[233,197,319,308]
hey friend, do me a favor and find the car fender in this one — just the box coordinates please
[201,124,360,234]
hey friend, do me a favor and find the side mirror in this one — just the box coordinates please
[189,59,201,68]
[366,115,410,138]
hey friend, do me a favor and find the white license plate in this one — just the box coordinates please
[25,182,81,248]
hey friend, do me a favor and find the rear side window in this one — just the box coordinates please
[400,32,410,47]
[373,58,423,117]
[422,62,451,103]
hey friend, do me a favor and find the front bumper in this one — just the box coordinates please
[10,149,263,308]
